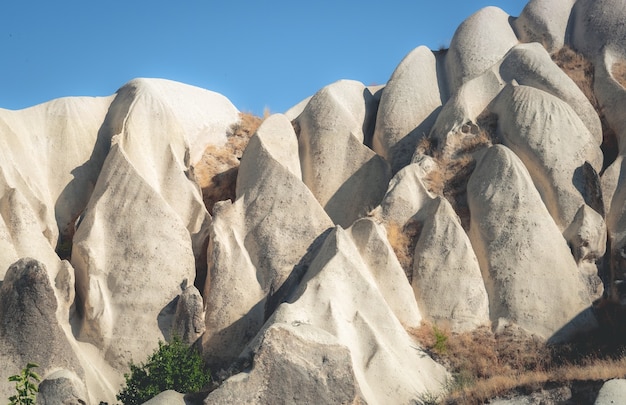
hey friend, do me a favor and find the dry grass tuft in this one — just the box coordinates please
[194,112,264,214]
[385,220,422,281]
[612,60,626,89]
[419,119,494,230]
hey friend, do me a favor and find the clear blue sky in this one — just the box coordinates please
[0,1,528,115]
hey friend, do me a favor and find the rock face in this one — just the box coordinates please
[467,146,590,339]
[0,259,83,399]
[3,1,626,403]
[207,218,447,404]
[373,46,442,173]
[201,114,334,369]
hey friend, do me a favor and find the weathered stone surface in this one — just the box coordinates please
[201,114,333,369]
[375,163,435,227]
[373,46,442,172]
[0,258,83,400]
[143,390,188,405]
[412,198,490,332]
[571,0,626,61]
[467,145,591,339]
[295,80,391,227]
[593,49,626,154]
[205,324,362,405]
[595,379,626,405]
[173,283,205,345]
[445,7,519,95]
[499,43,602,143]
[513,0,576,52]
[0,96,113,248]
[37,369,89,405]
[491,83,603,231]
[210,218,446,404]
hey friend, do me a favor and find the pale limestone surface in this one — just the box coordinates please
[513,0,576,52]
[606,157,626,282]
[594,49,626,153]
[71,142,197,369]
[412,198,490,332]
[373,46,442,172]
[295,80,390,227]
[491,83,603,231]
[468,145,590,339]
[594,379,626,405]
[445,7,519,95]
[499,43,602,143]
[571,0,626,61]
[201,114,333,369]
[375,163,435,227]
[210,218,446,405]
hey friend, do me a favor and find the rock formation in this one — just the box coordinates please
[2,0,626,402]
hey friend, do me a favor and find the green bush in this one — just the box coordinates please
[117,336,210,405]
[8,363,40,405]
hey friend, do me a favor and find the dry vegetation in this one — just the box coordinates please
[551,46,618,172]
[417,116,495,230]
[385,220,421,281]
[410,313,626,404]
[194,112,265,214]
[612,60,626,89]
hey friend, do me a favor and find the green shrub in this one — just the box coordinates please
[117,336,210,405]
[433,326,449,354]
[8,363,40,405]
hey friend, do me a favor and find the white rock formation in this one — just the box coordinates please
[467,145,591,339]
[295,80,391,227]
[208,218,446,404]
[445,7,519,95]
[571,0,626,61]
[412,198,490,332]
[201,114,333,368]
[491,83,603,232]
[373,46,442,172]
[513,0,576,53]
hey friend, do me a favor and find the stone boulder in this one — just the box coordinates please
[571,0,626,61]
[373,46,442,172]
[37,369,89,405]
[595,379,626,405]
[295,80,391,227]
[0,258,83,400]
[173,283,205,345]
[412,198,490,332]
[499,43,602,143]
[513,0,576,53]
[593,48,626,154]
[205,324,362,405]
[201,114,333,369]
[491,83,603,232]
[467,145,591,339]
[445,7,519,95]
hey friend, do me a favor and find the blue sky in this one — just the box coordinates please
[1,1,527,115]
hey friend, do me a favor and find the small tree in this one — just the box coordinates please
[8,363,40,405]
[117,336,210,405]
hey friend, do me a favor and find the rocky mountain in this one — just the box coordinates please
[1,0,626,403]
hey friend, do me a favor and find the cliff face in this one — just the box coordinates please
[1,0,626,403]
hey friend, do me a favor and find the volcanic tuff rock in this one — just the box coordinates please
[1,0,626,403]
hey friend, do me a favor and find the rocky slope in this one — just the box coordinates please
[1,0,626,403]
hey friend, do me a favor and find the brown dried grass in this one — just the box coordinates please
[385,220,422,281]
[612,60,626,89]
[194,112,264,214]
[410,321,626,404]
